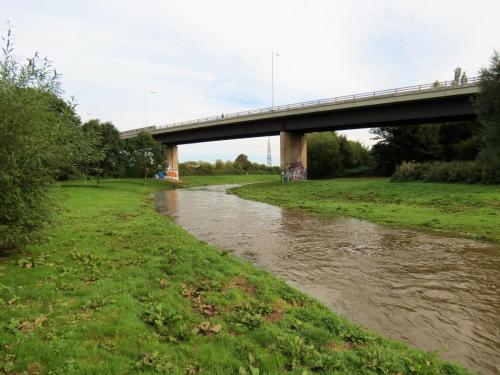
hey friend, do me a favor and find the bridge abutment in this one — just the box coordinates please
[280,131,307,181]
[164,145,179,180]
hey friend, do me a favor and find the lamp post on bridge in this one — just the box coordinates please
[271,51,279,109]
[268,51,279,167]
[144,91,158,127]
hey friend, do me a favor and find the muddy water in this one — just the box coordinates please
[155,185,500,374]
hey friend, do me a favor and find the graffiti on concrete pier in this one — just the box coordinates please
[282,161,306,182]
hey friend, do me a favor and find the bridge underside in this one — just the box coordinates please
[153,93,476,181]
[154,95,475,146]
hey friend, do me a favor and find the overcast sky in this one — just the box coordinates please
[4,0,500,164]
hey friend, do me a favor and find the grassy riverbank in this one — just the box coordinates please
[0,177,470,374]
[232,178,500,243]
[179,174,280,186]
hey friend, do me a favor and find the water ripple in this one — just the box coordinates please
[155,185,500,375]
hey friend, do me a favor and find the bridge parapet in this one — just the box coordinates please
[120,126,156,138]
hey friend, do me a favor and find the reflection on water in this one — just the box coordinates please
[155,185,500,374]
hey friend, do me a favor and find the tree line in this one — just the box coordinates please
[370,120,482,175]
[180,154,280,176]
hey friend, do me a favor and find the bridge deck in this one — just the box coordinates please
[120,78,480,144]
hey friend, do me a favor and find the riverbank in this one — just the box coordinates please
[231,178,500,243]
[0,178,469,374]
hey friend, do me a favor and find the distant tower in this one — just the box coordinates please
[267,137,272,167]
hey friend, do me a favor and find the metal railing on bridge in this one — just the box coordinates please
[120,77,480,137]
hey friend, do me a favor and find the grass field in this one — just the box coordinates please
[0,177,470,374]
[179,174,280,186]
[231,178,500,243]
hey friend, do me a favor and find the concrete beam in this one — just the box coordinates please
[280,131,307,181]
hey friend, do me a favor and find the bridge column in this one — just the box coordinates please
[280,131,307,181]
[164,145,179,180]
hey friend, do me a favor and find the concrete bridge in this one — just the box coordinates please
[121,78,480,180]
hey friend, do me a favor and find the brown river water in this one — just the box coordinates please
[155,185,500,374]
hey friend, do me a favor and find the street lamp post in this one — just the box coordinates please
[144,91,158,126]
[271,51,279,108]
[268,52,279,168]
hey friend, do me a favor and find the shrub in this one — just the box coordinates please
[0,30,93,250]
[392,161,500,184]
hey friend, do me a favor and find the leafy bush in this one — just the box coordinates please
[392,161,500,184]
[0,29,98,250]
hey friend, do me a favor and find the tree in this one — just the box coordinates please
[350,141,372,167]
[307,132,342,179]
[306,132,372,179]
[338,135,356,169]
[460,72,468,84]
[82,119,124,179]
[370,125,442,175]
[215,159,224,169]
[234,154,252,171]
[124,132,164,181]
[0,28,94,250]
[475,51,500,170]
[437,121,482,161]
[78,123,106,186]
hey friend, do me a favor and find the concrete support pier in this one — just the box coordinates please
[280,131,307,181]
[164,145,179,180]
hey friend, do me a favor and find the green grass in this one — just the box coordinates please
[231,178,500,243]
[179,174,280,186]
[0,177,471,374]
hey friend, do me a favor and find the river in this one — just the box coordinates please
[155,185,500,374]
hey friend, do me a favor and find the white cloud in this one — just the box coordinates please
[3,0,500,163]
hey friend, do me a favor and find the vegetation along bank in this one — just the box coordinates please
[0,177,472,374]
